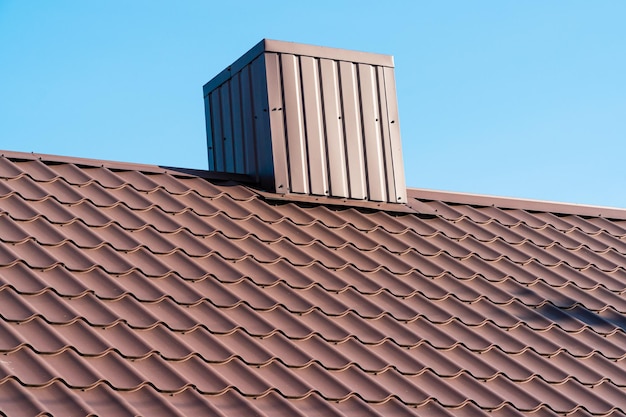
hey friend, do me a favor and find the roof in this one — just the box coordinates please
[2,149,626,417]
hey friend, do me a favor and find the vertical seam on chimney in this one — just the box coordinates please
[376,66,391,202]
[237,71,247,175]
[297,55,313,195]
[277,53,291,193]
[244,63,259,182]
[355,63,370,201]
[227,78,237,173]
[214,88,226,172]
[381,68,398,200]
[207,92,216,171]
[317,58,332,196]
[337,60,351,196]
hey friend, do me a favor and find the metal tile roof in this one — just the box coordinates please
[2,149,626,416]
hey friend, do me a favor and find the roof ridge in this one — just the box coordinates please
[409,187,626,219]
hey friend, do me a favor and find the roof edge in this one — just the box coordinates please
[408,187,626,220]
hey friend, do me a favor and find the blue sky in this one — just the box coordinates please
[1,1,625,207]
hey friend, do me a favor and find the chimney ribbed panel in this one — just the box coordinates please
[203,39,407,204]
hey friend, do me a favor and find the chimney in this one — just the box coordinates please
[203,39,406,204]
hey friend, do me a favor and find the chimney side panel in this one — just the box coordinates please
[382,66,406,203]
[219,81,235,173]
[281,54,309,195]
[376,66,396,203]
[338,61,367,200]
[358,63,387,202]
[239,65,257,177]
[204,92,215,171]
[230,71,246,174]
[265,53,289,194]
[210,90,225,172]
[250,55,273,189]
[300,56,328,196]
[319,59,349,198]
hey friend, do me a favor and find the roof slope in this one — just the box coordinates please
[1,150,626,416]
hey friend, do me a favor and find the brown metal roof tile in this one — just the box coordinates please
[205,194,260,219]
[2,347,59,386]
[105,186,155,210]
[168,210,219,236]
[0,214,32,244]
[476,206,528,227]
[321,264,381,293]
[172,191,222,217]
[7,152,626,415]
[27,197,78,224]
[0,180,14,199]
[314,206,372,229]
[141,188,207,216]
[59,243,134,273]
[437,252,487,279]
[587,381,626,413]
[0,323,26,354]
[582,266,626,292]
[238,215,296,242]
[561,215,607,235]
[588,230,626,253]
[48,219,106,248]
[0,379,49,417]
[8,240,62,270]
[438,217,496,240]
[418,200,465,221]
[46,162,94,185]
[0,194,43,221]
[173,327,243,363]
[91,204,142,229]
[102,296,196,330]
[56,201,112,228]
[586,216,626,237]
[531,213,582,233]
[551,303,618,333]
[425,233,473,257]
[403,370,470,406]
[111,170,162,192]
[311,365,394,402]
[147,173,194,195]
[198,389,279,416]
[40,179,88,205]
[109,385,193,417]
[179,178,256,200]
[13,159,61,182]
[72,321,149,357]
[238,390,311,417]
[0,155,28,178]
[4,176,51,201]
[77,166,128,189]
[586,285,626,312]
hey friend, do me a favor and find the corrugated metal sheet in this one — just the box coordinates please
[203,39,407,204]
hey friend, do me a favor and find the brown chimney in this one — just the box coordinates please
[203,39,406,204]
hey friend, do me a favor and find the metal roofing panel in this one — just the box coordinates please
[319,58,348,198]
[2,150,626,415]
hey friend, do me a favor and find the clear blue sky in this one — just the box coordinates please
[1,1,625,207]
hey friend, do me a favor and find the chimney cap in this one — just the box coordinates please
[204,39,394,96]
